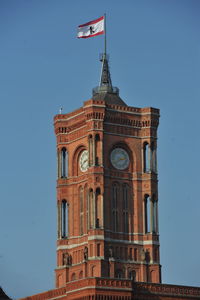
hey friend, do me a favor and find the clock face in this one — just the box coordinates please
[110,148,130,170]
[79,150,89,172]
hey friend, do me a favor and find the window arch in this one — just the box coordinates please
[112,183,119,232]
[61,200,69,238]
[61,147,68,177]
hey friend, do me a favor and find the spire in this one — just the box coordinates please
[92,13,126,106]
[92,54,127,106]
[99,53,113,92]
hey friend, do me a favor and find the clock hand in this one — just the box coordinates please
[116,157,125,162]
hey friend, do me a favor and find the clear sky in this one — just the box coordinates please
[0,0,200,298]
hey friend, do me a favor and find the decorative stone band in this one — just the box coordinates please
[134,282,200,298]
[19,278,200,300]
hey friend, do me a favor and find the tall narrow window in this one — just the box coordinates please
[88,135,93,167]
[153,247,159,262]
[129,270,136,281]
[84,184,88,232]
[122,184,129,233]
[89,189,94,228]
[61,147,68,177]
[151,142,157,173]
[97,243,100,257]
[95,134,100,166]
[143,143,150,173]
[61,200,68,238]
[134,248,138,261]
[129,248,133,260]
[80,186,84,235]
[144,195,151,233]
[112,183,119,232]
[57,149,60,178]
[96,188,101,228]
[152,195,158,233]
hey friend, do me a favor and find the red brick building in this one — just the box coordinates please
[20,55,200,300]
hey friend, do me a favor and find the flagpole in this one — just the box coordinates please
[99,13,107,87]
[104,13,107,57]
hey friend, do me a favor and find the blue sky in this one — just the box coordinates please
[0,0,200,298]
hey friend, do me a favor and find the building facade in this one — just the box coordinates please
[20,55,200,300]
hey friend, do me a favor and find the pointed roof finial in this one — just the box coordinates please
[92,54,127,106]
[99,53,113,93]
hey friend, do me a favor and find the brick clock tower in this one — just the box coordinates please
[21,55,200,300]
[54,54,161,288]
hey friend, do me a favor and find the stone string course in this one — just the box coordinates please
[20,278,200,300]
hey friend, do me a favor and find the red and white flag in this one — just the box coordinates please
[77,16,104,39]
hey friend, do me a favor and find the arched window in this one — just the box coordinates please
[129,270,136,281]
[79,271,83,279]
[122,184,129,233]
[151,142,157,173]
[89,189,94,228]
[143,142,150,173]
[88,135,93,167]
[112,183,119,232]
[97,243,101,257]
[79,186,84,235]
[152,195,158,233]
[84,184,88,232]
[61,200,68,238]
[61,147,68,177]
[96,188,101,228]
[71,273,76,281]
[144,195,151,233]
[91,265,96,277]
[95,134,100,166]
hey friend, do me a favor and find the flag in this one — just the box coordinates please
[77,16,104,39]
